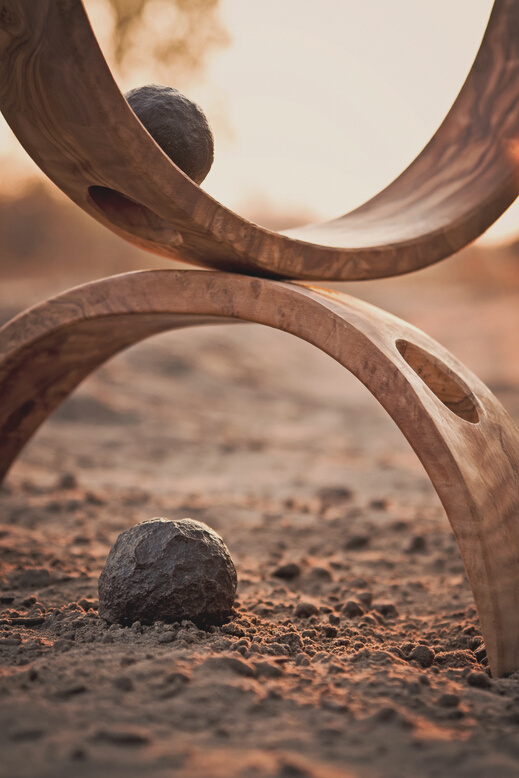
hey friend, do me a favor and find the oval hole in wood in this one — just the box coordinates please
[396,339,479,423]
[88,186,183,246]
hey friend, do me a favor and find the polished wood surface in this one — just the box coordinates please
[1,269,519,676]
[1,1,519,280]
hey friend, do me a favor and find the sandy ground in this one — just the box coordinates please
[2,240,519,777]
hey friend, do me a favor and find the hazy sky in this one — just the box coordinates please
[202,0,513,243]
[2,0,516,243]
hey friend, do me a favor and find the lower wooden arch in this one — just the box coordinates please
[1,269,519,676]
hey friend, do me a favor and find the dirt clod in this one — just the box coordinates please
[344,534,370,550]
[57,472,78,490]
[408,645,435,668]
[437,692,460,708]
[467,671,492,689]
[342,600,364,618]
[294,602,319,619]
[273,563,301,580]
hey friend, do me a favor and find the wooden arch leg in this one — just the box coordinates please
[1,269,519,677]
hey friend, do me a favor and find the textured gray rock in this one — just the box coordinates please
[125,84,214,184]
[98,518,237,626]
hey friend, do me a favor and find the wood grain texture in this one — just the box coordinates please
[1,269,519,676]
[1,1,519,280]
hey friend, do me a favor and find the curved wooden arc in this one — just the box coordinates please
[1,269,519,676]
[1,1,519,280]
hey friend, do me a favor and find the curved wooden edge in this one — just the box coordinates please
[1,269,519,676]
[1,1,519,279]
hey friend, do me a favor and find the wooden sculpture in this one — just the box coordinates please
[1,0,519,677]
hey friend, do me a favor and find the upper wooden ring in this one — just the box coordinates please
[0,0,518,280]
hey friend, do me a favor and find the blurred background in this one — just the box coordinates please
[1,0,519,391]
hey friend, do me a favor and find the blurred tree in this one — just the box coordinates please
[99,0,229,80]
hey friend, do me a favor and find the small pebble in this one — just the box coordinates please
[467,671,492,689]
[358,591,373,610]
[408,645,435,668]
[342,600,364,618]
[350,577,368,589]
[437,693,460,708]
[58,472,78,490]
[371,706,403,724]
[317,486,353,507]
[370,498,389,511]
[344,534,370,551]
[113,676,133,692]
[157,631,176,644]
[294,602,319,619]
[407,535,427,553]
[86,492,105,506]
[273,563,301,580]
[375,603,398,618]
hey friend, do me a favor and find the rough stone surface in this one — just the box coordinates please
[125,84,214,184]
[98,518,237,626]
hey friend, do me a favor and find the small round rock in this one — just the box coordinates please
[125,84,214,184]
[98,518,237,627]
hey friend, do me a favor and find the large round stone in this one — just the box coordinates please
[125,84,214,184]
[98,518,237,626]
